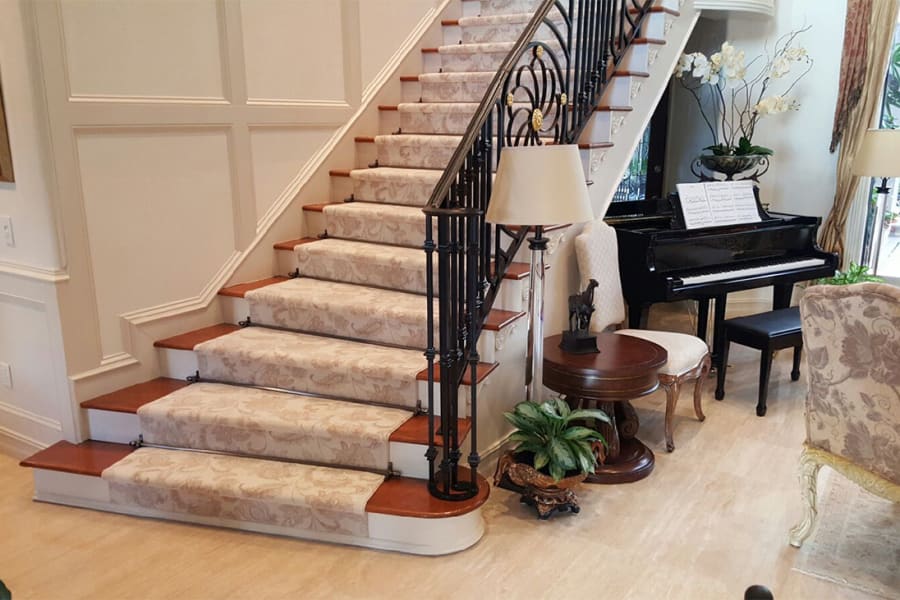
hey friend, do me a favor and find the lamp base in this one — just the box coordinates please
[559,331,599,354]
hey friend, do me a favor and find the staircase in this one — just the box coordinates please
[20,0,697,554]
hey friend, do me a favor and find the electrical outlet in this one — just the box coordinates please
[0,216,13,247]
[0,362,11,389]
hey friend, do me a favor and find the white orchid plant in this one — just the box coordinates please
[675,27,813,157]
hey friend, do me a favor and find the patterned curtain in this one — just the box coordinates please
[820,0,900,262]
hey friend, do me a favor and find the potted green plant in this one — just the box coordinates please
[493,398,609,519]
[817,262,882,285]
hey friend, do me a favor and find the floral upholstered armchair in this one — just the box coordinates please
[789,282,900,547]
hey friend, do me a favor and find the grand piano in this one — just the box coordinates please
[607,200,839,370]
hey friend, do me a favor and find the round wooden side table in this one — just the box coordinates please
[544,333,667,484]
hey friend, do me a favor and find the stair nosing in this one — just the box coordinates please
[154,323,240,351]
[81,377,190,413]
[219,276,289,298]
[21,440,134,477]
[365,468,490,518]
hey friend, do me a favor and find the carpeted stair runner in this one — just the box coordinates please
[103,447,383,538]
[195,327,426,408]
[138,382,411,470]
[349,167,442,205]
[457,12,566,43]
[247,278,434,348]
[323,202,428,247]
[418,72,495,103]
[294,238,429,293]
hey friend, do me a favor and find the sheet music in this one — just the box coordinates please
[676,181,762,229]
[675,183,715,228]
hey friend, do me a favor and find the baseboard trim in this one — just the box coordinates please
[0,426,45,459]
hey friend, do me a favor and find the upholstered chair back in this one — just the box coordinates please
[574,218,627,332]
[800,282,900,485]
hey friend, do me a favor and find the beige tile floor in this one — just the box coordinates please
[0,328,884,600]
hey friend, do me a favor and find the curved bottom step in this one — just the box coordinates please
[24,441,489,556]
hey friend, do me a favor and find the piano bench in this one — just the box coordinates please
[714,306,803,417]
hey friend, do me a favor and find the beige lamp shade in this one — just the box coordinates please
[852,129,900,177]
[485,144,593,225]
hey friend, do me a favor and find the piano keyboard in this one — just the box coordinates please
[678,258,828,286]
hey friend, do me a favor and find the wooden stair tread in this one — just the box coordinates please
[421,47,439,54]
[81,378,189,413]
[484,309,526,331]
[329,169,352,177]
[154,323,240,351]
[440,18,460,26]
[597,105,634,112]
[389,415,472,447]
[417,362,498,385]
[507,224,570,234]
[612,70,650,77]
[366,468,489,518]
[21,440,133,477]
[634,37,666,45]
[354,136,376,144]
[400,75,420,82]
[378,105,399,111]
[219,276,288,298]
[629,5,679,16]
[273,237,318,251]
[301,202,335,213]
[490,260,536,281]
[579,142,614,150]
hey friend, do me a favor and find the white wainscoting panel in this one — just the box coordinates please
[240,0,346,104]
[59,0,226,101]
[0,292,64,449]
[359,0,438,97]
[75,129,236,358]
[249,126,339,223]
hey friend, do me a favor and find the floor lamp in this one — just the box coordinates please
[852,129,900,273]
[485,145,594,403]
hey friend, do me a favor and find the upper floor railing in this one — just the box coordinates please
[423,0,655,500]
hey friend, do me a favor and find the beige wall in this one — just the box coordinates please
[0,0,447,455]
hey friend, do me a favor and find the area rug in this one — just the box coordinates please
[792,473,900,599]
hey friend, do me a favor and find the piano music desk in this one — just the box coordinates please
[544,333,667,484]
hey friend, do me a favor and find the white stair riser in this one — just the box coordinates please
[579,110,614,145]
[356,140,377,169]
[441,24,462,46]
[401,79,422,104]
[422,51,441,74]
[600,75,634,107]
[83,408,440,480]
[330,174,353,204]
[379,109,400,135]
[304,210,327,238]
[217,294,500,361]
[30,469,485,555]
[642,12,670,39]
[621,43,649,72]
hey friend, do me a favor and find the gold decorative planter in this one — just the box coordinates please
[493,451,587,519]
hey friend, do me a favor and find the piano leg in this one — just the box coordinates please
[711,294,728,372]
[696,299,709,341]
[628,302,650,329]
[773,283,793,309]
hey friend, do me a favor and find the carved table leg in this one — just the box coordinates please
[585,399,654,484]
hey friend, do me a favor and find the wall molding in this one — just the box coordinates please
[361,6,441,103]
[0,401,63,432]
[0,425,45,458]
[119,250,242,326]
[70,352,139,382]
[69,94,230,105]
[0,259,69,282]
